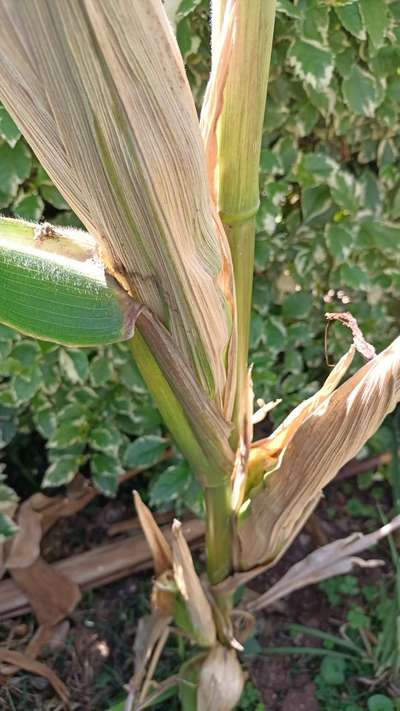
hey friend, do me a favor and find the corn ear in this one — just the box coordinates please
[0,217,140,346]
[0,0,236,416]
[235,337,400,570]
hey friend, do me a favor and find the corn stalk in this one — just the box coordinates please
[1,2,400,710]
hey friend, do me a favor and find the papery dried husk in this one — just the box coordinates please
[133,492,172,576]
[235,337,400,570]
[0,0,236,417]
[172,519,216,647]
[197,644,244,711]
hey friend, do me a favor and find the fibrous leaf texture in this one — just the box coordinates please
[236,337,400,569]
[0,0,236,416]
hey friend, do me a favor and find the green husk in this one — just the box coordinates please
[0,217,140,346]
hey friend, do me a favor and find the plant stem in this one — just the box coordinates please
[205,482,233,584]
[211,0,276,434]
[130,328,210,480]
[223,217,256,438]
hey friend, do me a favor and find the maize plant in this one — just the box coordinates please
[1,1,400,709]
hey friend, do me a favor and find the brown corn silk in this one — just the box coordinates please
[0,0,236,418]
[235,337,400,570]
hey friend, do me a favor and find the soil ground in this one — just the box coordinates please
[0,475,397,710]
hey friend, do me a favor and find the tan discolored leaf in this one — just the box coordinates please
[133,491,172,576]
[172,519,216,647]
[197,644,244,711]
[236,336,400,570]
[5,499,42,569]
[244,344,356,496]
[0,0,236,415]
[10,557,81,627]
[248,515,400,612]
[0,648,68,703]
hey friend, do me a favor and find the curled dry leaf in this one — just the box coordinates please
[134,491,175,615]
[0,648,68,703]
[197,644,244,711]
[235,336,400,570]
[133,492,172,576]
[5,499,42,569]
[248,514,400,612]
[11,557,81,627]
[172,519,216,647]
[325,311,376,362]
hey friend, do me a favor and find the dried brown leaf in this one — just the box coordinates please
[6,500,42,569]
[133,492,172,576]
[236,336,400,569]
[326,312,376,362]
[248,515,400,612]
[0,0,236,415]
[172,520,216,647]
[10,557,81,627]
[0,648,68,703]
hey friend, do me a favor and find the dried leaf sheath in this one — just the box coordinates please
[0,0,236,416]
[235,337,400,570]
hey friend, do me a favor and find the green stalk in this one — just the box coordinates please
[205,483,233,584]
[197,1,276,592]
[131,325,234,585]
[130,328,211,480]
[212,1,276,434]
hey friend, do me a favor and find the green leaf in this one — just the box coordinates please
[13,365,43,403]
[34,407,57,438]
[367,695,394,711]
[0,217,139,347]
[177,17,201,59]
[325,223,352,262]
[42,454,83,487]
[150,462,191,507]
[288,40,334,91]
[0,105,21,147]
[302,186,333,223]
[176,0,202,21]
[89,426,122,454]
[0,513,19,542]
[90,353,114,386]
[320,656,346,686]
[123,435,168,469]
[13,192,44,221]
[359,0,389,48]
[282,292,313,320]
[342,65,384,117]
[330,172,361,213]
[59,350,89,384]
[335,4,366,41]
[0,140,31,195]
[90,453,122,497]
[48,421,86,449]
[40,184,69,210]
[340,263,369,289]
[265,316,287,353]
